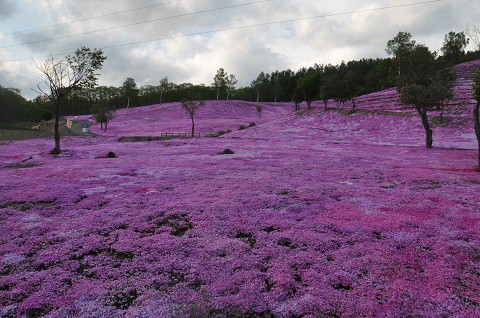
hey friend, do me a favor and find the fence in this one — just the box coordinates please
[160,132,201,138]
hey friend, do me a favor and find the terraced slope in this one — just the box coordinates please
[328,59,480,116]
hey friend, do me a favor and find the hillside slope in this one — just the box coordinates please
[80,100,293,137]
[1,105,479,317]
[321,59,480,116]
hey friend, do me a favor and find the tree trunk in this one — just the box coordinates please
[420,111,433,148]
[474,102,480,170]
[191,117,195,138]
[227,91,229,101]
[324,101,328,111]
[256,92,260,103]
[351,99,356,112]
[127,97,130,109]
[104,122,108,133]
[53,101,61,153]
[160,90,163,104]
[217,88,220,101]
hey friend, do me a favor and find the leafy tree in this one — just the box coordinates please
[122,77,139,108]
[181,99,205,138]
[375,58,395,89]
[473,69,480,170]
[271,72,281,102]
[226,74,238,100]
[213,68,228,100]
[297,72,321,109]
[159,77,170,103]
[292,87,303,110]
[441,31,469,64]
[251,72,269,102]
[92,101,115,133]
[0,86,31,122]
[386,31,416,76]
[319,81,333,111]
[396,44,456,148]
[34,47,106,154]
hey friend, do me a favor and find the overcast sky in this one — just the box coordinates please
[0,0,478,99]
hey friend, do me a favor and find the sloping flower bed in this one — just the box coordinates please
[1,102,479,316]
[79,100,293,137]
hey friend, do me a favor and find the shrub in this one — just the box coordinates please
[106,151,117,158]
[218,149,235,155]
[238,125,246,130]
[248,122,256,127]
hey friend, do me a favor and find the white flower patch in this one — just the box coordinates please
[1,253,26,266]
[83,186,107,195]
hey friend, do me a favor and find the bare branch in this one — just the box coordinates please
[466,24,480,49]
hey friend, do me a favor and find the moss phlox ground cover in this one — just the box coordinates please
[1,61,480,317]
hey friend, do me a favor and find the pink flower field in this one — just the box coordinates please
[1,62,480,317]
[77,100,293,137]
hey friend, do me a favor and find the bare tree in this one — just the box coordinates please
[255,105,262,118]
[181,99,205,138]
[34,47,106,154]
[466,24,480,50]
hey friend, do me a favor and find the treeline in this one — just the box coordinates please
[0,86,53,122]
[1,31,480,123]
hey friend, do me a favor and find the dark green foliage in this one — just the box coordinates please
[386,31,416,76]
[218,149,235,155]
[213,68,228,100]
[238,125,247,130]
[297,72,322,108]
[91,100,115,133]
[111,288,138,310]
[441,31,469,64]
[248,122,256,127]
[0,86,34,122]
[5,163,39,169]
[121,77,139,108]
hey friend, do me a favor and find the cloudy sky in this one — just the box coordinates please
[0,0,478,99]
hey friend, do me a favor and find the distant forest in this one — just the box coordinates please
[1,47,480,123]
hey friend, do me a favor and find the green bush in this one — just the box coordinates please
[218,149,235,155]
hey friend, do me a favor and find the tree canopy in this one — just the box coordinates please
[441,31,469,64]
[396,44,455,148]
[35,47,107,154]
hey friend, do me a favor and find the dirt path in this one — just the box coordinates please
[0,119,96,140]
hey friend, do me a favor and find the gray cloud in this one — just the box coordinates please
[0,0,478,99]
[0,0,17,20]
